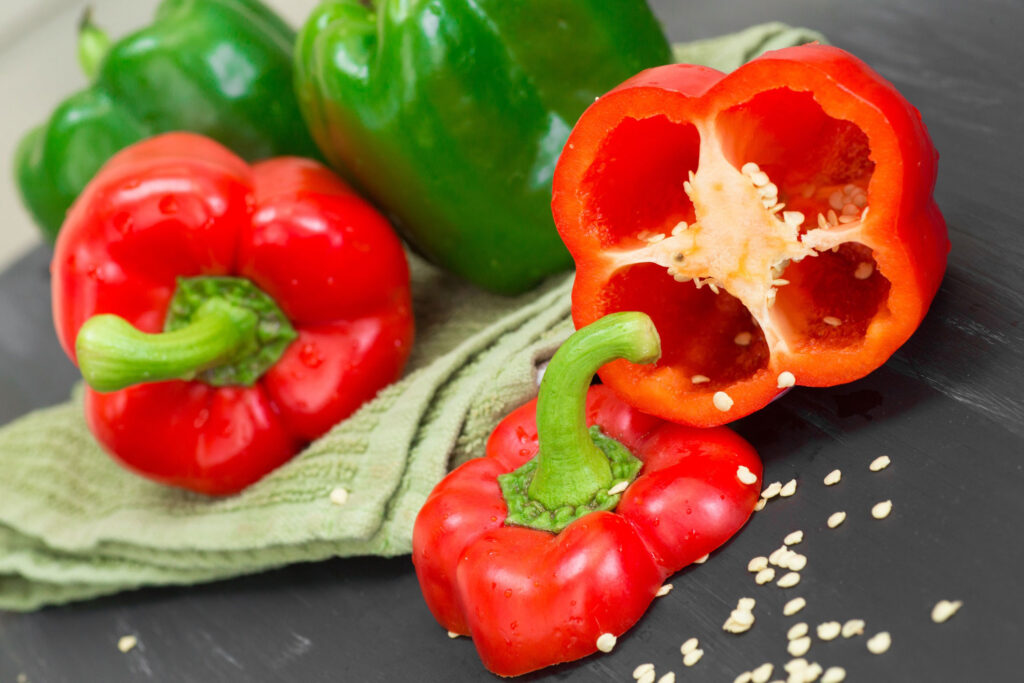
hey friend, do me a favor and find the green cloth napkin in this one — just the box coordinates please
[0,22,825,612]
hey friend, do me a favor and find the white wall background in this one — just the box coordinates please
[0,0,320,269]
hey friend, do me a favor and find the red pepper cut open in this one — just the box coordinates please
[552,45,949,426]
[412,313,761,676]
[52,133,414,494]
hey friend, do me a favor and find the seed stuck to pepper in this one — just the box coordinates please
[596,633,617,653]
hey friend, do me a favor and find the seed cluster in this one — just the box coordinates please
[593,446,960,682]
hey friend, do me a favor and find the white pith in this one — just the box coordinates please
[605,125,872,357]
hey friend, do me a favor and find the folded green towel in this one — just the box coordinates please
[0,22,826,612]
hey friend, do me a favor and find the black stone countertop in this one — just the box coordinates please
[1,0,1021,680]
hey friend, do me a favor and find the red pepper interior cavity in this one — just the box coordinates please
[577,87,891,391]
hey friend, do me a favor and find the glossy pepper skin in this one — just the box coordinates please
[52,133,413,495]
[16,0,321,243]
[412,314,761,676]
[294,0,672,294]
[552,45,949,427]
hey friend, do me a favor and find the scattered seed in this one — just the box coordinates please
[724,598,757,634]
[748,556,769,573]
[680,637,700,655]
[780,479,798,497]
[754,498,767,511]
[788,622,809,640]
[869,455,891,472]
[596,632,618,653]
[734,672,753,683]
[822,666,847,683]
[827,511,847,528]
[788,636,812,657]
[117,635,138,653]
[784,597,807,616]
[755,568,776,585]
[735,331,753,346]
[750,662,774,683]
[683,649,704,667]
[634,663,655,679]
[931,599,963,623]
[784,658,809,674]
[817,621,842,641]
[329,487,349,506]
[866,631,891,654]
[737,465,758,485]
[770,544,790,565]
[762,481,783,499]
[841,619,865,638]
[777,371,796,389]
[769,545,793,566]
[784,530,804,546]
[657,672,676,683]
[638,671,656,683]
[656,583,673,597]
[777,572,801,588]
[609,481,629,495]
[713,391,735,412]
[787,553,808,572]
[691,374,711,384]
[803,662,824,682]
[823,469,842,486]
[854,262,874,279]
[822,316,842,327]
[694,554,709,564]
[447,630,461,639]
[871,500,893,519]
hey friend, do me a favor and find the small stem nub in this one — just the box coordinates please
[78,7,111,81]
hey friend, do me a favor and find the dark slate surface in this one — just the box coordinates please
[1,0,1021,680]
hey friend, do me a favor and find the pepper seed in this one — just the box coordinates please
[866,631,892,654]
[931,599,963,623]
[783,597,807,616]
[871,500,893,519]
[596,632,617,652]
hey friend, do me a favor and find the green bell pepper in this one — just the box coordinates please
[15,0,321,243]
[295,0,671,295]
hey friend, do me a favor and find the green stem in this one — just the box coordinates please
[77,7,111,81]
[76,299,259,393]
[527,312,661,510]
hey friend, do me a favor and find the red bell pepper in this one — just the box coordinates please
[552,44,949,426]
[52,133,413,495]
[412,312,761,676]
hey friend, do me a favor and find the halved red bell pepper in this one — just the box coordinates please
[552,44,949,426]
[412,313,761,676]
[52,133,413,494]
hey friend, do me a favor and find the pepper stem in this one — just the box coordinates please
[76,299,259,393]
[527,312,661,510]
[77,8,111,81]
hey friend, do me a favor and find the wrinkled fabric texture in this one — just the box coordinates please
[0,23,825,611]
